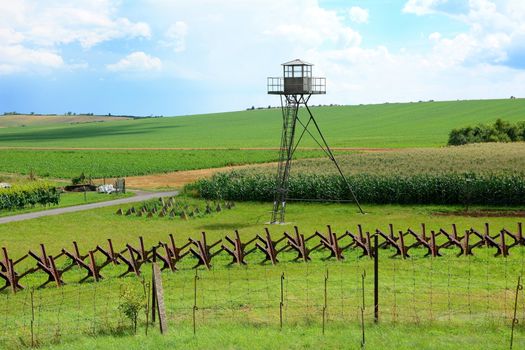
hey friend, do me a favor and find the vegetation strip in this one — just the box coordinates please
[0,182,59,210]
[190,172,525,205]
[0,149,331,178]
[449,118,525,145]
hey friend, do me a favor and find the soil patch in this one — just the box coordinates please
[433,209,525,217]
[103,162,277,190]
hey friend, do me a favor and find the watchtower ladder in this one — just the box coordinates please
[271,95,299,223]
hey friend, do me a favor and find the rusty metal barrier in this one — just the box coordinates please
[0,222,523,293]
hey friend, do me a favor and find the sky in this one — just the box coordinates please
[1,0,525,116]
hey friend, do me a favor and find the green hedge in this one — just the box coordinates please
[448,119,525,145]
[189,171,525,205]
[0,183,60,210]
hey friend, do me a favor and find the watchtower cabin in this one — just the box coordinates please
[267,59,326,95]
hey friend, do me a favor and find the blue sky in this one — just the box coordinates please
[1,0,525,116]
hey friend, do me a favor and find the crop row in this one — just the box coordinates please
[0,182,60,210]
[0,149,327,178]
[190,171,525,205]
[238,143,525,177]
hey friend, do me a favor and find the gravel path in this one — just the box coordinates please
[0,190,179,225]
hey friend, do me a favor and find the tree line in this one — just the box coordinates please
[448,119,525,145]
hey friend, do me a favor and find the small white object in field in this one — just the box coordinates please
[97,184,116,194]
[0,183,11,189]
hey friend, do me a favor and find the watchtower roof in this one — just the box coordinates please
[281,59,313,66]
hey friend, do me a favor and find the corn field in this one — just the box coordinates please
[191,171,525,205]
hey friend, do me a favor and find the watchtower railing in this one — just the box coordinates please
[267,77,326,95]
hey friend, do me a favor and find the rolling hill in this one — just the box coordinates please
[0,99,524,149]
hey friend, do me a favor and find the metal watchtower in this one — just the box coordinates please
[267,59,363,224]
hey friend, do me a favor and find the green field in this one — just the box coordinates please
[1,99,525,349]
[0,199,524,349]
[0,149,328,178]
[246,142,525,176]
[1,99,524,149]
[190,143,525,205]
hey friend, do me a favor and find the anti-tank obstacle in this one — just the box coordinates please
[1,222,523,292]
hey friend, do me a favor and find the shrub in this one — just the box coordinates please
[448,119,525,145]
[0,182,60,210]
[118,284,146,334]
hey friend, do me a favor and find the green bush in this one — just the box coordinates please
[0,183,60,210]
[448,119,525,145]
[189,171,525,206]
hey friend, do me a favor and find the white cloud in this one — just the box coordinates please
[264,4,361,48]
[348,6,369,24]
[0,44,63,74]
[403,0,448,15]
[409,0,525,68]
[0,0,151,74]
[107,51,162,72]
[0,1,151,49]
[162,21,188,52]
[428,32,442,41]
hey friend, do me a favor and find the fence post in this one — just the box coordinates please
[145,280,150,336]
[361,270,366,349]
[193,269,199,335]
[510,275,523,349]
[322,268,328,335]
[30,288,35,348]
[280,272,284,330]
[374,234,379,323]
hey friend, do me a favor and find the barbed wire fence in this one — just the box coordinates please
[1,234,525,348]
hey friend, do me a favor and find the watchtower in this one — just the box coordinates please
[267,59,363,224]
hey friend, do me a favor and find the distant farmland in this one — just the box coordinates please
[0,114,132,128]
[0,99,524,149]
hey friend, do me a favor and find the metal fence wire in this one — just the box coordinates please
[1,224,525,348]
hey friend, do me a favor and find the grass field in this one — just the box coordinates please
[0,199,524,349]
[1,99,525,349]
[1,197,523,258]
[0,99,524,149]
[244,142,525,176]
[0,149,329,178]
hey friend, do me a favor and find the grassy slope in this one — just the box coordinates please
[0,99,524,149]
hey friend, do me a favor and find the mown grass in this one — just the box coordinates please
[2,234,525,349]
[0,196,523,258]
[37,323,525,350]
[1,199,524,349]
[0,99,524,149]
[0,149,328,178]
